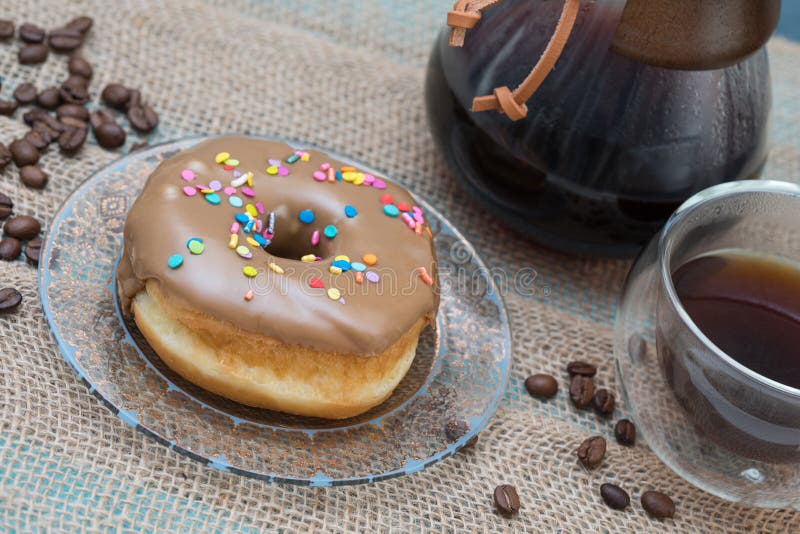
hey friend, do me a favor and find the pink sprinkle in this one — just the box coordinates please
[363,173,375,185]
[232,170,242,178]
[255,202,265,214]
[223,186,236,196]
[401,213,414,225]
[241,187,255,197]
[373,179,386,189]
[182,185,197,196]
[407,219,416,229]
[255,219,263,232]
[230,222,240,233]
[413,212,425,224]
[263,230,274,240]
[312,171,326,182]
[412,206,423,216]
[320,162,331,171]
[311,230,320,246]
[181,169,195,181]
[316,256,322,261]
[278,166,290,176]
[195,184,208,191]
[209,180,222,191]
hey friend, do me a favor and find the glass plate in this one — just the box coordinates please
[39,136,511,486]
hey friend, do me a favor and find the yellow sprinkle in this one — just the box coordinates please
[245,204,258,217]
[247,171,253,186]
[215,152,230,164]
[269,262,284,274]
[228,234,238,249]
[300,153,310,162]
[236,245,251,257]
[224,158,239,166]
[301,254,317,262]
[334,255,350,263]
[329,265,342,275]
[199,189,214,194]
[363,253,377,266]
[327,288,341,300]
[342,171,357,183]
[353,173,365,185]
[243,266,258,277]
[341,166,356,172]
[266,165,278,175]
[246,237,260,247]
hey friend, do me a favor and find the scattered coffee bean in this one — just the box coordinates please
[93,121,126,148]
[18,43,49,65]
[66,16,93,34]
[59,116,86,130]
[36,86,61,109]
[19,165,48,189]
[9,139,39,167]
[0,143,11,170]
[577,436,606,469]
[614,419,636,446]
[126,88,142,110]
[641,491,675,519]
[128,103,159,132]
[22,108,49,126]
[3,214,41,240]
[0,287,22,313]
[0,99,18,116]
[445,418,469,442]
[48,27,83,52]
[63,74,89,90]
[0,237,21,261]
[59,80,89,105]
[493,484,520,516]
[13,83,38,105]
[24,238,41,266]
[18,23,46,43]
[569,374,595,408]
[567,361,597,377]
[57,104,89,122]
[0,193,12,219]
[524,373,558,399]
[31,122,60,145]
[592,389,615,417]
[58,126,87,154]
[101,83,130,109]
[90,109,114,128]
[67,54,93,79]
[0,20,14,40]
[600,483,630,511]
[129,140,149,152]
[22,130,48,151]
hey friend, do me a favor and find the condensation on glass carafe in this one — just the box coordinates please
[425,0,770,256]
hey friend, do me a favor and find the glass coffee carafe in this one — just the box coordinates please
[426,0,780,256]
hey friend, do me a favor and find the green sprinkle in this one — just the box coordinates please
[286,153,300,164]
[187,238,205,255]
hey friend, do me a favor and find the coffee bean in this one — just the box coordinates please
[48,27,83,52]
[0,237,21,261]
[67,54,93,79]
[4,215,40,240]
[18,23,46,43]
[0,193,12,219]
[59,81,89,105]
[19,165,48,189]
[641,491,675,519]
[93,121,126,148]
[57,103,89,122]
[64,74,89,90]
[445,418,469,442]
[0,144,11,170]
[13,83,38,105]
[0,288,22,313]
[128,104,159,132]
[101,83,130,109]
[90,109,114,128]
[59,116,86,130]
[600,483,630,511]
[614,419,636,446]
[37,87,62,110]
[577,436,606,469]
[524,373,558,399]
[9,139,39,167]
[22,108,49,126]
[569,374,595,408]
[0,20,14,40]
[126,88,141,110]
[22,131,48,151]
[567,361,597,377]
[31,122,60,144]
[66,16,93,34]
[592,389,615,417]
[493,484,520,516]
[18,43,49,64]
[59,126,87,154]
[129,141,149,152]
[0,99,18,116]
[25,238,41,266]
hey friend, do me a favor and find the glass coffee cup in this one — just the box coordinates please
[615,180,800,508]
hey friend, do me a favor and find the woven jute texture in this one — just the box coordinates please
[1,1,800,531]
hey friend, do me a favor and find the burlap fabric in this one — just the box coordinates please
[1,1,799,531]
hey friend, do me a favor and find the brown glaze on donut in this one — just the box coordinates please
[117,137,438,355]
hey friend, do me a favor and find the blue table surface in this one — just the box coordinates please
[778,3,800,41]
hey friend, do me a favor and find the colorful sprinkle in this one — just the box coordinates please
[353,173,365,186]
[181,169,195,181]
[335,170,342,181]
[167,254,183,269]
[243,266,258,277]
[223,186,236,196]
[224,158,240,167]
[241,186,255,197]
[301,254,317,262]
[205,193,221,205]
[298,209,315,224]
[231,175,248,187]
[364,173,375,185]
[351,262,366,272]
[244,290,254,301]
[418,266,433,286]
[209,180,222,191]
[255,202,265,214]
[313,171,326,181]
[246,204,258,217]
[397,202,410,212]
[380,194,394,205]
[334,255,351,262]
[320,162,331,171]
[326,168,335,183]
[341,166,356,172]
[278,166,290,176]
[246,237,260,248]
[252,233,267,246]
[363,253,377,265]
[230,222,240,233]
[267,212,276,235]
[365,271,380,283]
[236,245,252,258]
[243,219,255,233]
[332,259,351,271]
[300,152,310,162]
[286,153,300,164]
[342,171,357,183]
[329,265,342,275]
[187,238,205,255]
[327,288,341,300]
[269,262,284,274]
[182,185,197,197]
[355,271,363,284]
[344,205,357,218]
[323,225,337,239]
[373,179,386,189]
[235,213,250,224]
[309,277,324,289]
[383,204,399,217]
[228,196,243,208]
[311,230,320,246]
[215,152,230,164]
[266,165,278,175]
[228,234,238,249]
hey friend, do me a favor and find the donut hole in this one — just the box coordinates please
[263,210,336,261]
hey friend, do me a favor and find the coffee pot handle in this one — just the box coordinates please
[447,0,580,121]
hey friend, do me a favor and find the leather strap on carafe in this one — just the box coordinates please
[447,0,580,121]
